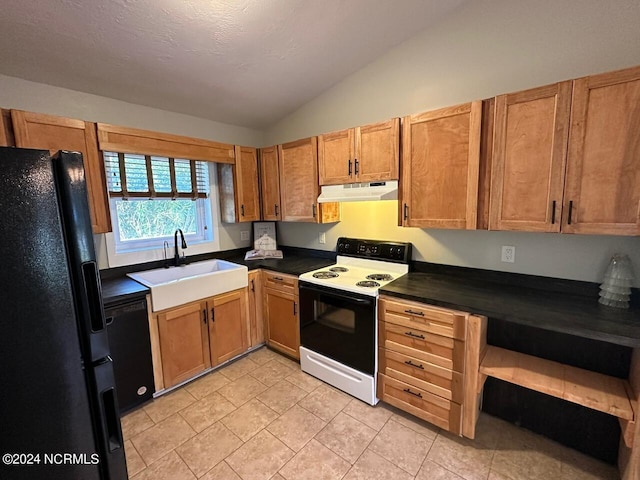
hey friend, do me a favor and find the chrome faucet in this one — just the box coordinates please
[174,229,187,266]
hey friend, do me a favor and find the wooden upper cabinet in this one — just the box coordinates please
[279,137,319,222]
[208,289,249,366]
[11,110,111,233]
[318,128,354,185]
[401,102,482,229]
[259,146,282,221]
[219,146,260,223]
[489,82,572,232]
[563,66,640,235]
[278,137,340,223]
[356,118,399,183]
[0,109,14,146]
[318,119,399,185]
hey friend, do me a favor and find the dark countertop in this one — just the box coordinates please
[101,277,149,308]
[222,253,335,276]
[100,249,335,307]
[380,272,640,348]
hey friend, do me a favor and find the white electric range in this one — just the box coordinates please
[298,237,412,405]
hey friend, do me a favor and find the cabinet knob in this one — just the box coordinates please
[348,159,353,176]
[202,309,207,324]
[354,158,359,176]
[211,308,215,322]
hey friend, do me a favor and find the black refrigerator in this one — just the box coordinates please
[0,147,128,479]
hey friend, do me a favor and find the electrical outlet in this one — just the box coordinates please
[319,232,326,244]
[501,245,516,263]
[240,231,250,241]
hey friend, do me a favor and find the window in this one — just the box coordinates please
[104,152,213,253]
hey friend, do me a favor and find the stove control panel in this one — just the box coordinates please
[336,237,412,264]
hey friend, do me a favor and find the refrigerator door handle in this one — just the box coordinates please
[82,261,107,332]
[101,387,122,452]
[92,355,127,476]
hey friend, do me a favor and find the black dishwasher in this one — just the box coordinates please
[104,298,155,413]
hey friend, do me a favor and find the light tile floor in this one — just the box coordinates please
[122,347,620,480]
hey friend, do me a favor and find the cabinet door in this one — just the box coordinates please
[355,118,399,183]
[564,66,640,235]
[278,137,319,222]
[264,288,299,359]
[0,109,13,146]
[401,102,482,229]
[248,270,264,347]
[208,289,249,366]
[11,110,111,234]
[235,146,261,222]
[157,301,210,388]
[490,82,572,232]
[260,146,281,220]
[318,128,354,185]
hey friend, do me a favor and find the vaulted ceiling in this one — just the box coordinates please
[0,0,466,128]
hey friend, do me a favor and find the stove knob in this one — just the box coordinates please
[338,242,344,252]
[345,243,350,251]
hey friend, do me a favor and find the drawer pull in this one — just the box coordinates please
[404,331,425,340]
[404,360,424,370]
[403,388,423,399]
[404,309,424,316]
[273,276,284,281]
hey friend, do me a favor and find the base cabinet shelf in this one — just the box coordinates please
[479,345,634,422]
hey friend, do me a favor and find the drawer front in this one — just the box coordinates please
[379,321,465,372]
[377,374,462,434]
[379,348,463,402]
[263,271,298,294]
[379,297,466,340]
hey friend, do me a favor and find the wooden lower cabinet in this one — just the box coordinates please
[378,373,462,434]
[378,295,486,439]
[157,301,211,389]
[263,271,300,359]
[248,270,265,347]
[155,288,250,389]
[208,289,249,366]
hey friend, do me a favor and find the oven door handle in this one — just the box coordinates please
[300,285,373,305]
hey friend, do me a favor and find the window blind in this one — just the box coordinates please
[104,152,209,199]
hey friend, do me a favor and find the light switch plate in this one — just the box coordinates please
[240,231,250,241]
[319,232,326,244]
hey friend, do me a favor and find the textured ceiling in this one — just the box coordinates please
[0,0,466,128]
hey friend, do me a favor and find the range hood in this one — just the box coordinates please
[317,180,398,203]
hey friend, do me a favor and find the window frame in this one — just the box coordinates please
[104,160,222,268]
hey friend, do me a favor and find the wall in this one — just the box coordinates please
[0,74,264,268]
[266,0,640,286]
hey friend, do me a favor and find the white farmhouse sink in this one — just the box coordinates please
[127,259,248,312]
